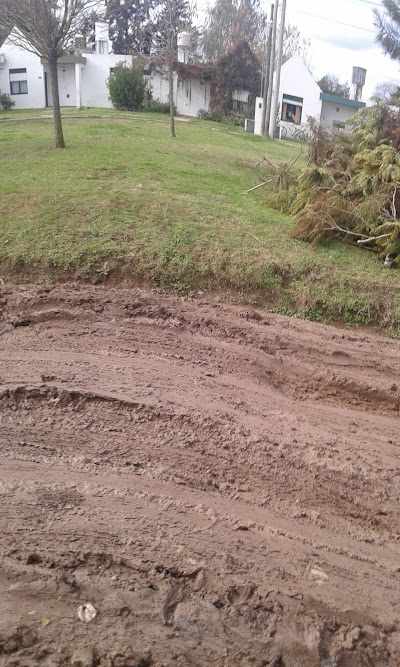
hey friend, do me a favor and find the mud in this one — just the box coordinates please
[1,283,400,666]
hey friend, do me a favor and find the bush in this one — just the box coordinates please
[282,107,400,262]
[107,62,145,112]
[224,113,245,127]
[197,108,224,122]
[0,93,15,111]
[197,108,245,126]
[142,88,175,115]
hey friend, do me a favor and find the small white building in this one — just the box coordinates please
[0,28,214,117]
[254,55,366,137]
[0,27,260,119]
[0,27,130,109]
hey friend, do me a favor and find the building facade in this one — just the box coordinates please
[0,29,241,118]
[254,55,366,137]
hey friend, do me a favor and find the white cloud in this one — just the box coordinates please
[286,0,400,99]
[195,0,400,99]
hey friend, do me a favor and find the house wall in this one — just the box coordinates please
[175,77,211,116]
[0,38,211,117]
[0,39,46,108]
[320,100,359,132]
[147,70,170,107]
[278,55,321,127]
[146,71,211,117]
[81,54,132,108]
[254,56,322,137]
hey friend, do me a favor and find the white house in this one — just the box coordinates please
[0,27,210,117]
[254,55,366,137]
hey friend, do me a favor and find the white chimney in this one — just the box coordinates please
[177,32,191,63]
[95,21,110,54]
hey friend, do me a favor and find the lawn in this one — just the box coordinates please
[1,110,400,332]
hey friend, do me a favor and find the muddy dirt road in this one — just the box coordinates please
[1,284,400,666]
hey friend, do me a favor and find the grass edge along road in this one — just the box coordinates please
[1,110,400,333]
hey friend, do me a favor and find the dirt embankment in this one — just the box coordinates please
[1,284,400,667]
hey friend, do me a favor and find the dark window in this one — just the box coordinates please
[333,120,345,132]
[282,101,302,124]
[9,67,28,95]
[232,99,248,113]
[10,80,28,95]
[282,94,303,124]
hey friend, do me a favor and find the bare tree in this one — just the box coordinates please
[373,81,400,105]
[0,0,102,148]
[165,0,177,137]
[146,0,192,138]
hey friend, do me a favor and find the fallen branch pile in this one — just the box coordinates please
[289,107,400,264]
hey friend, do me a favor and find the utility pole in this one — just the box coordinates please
[268,0,287,138]
[261,4,274,137]
[265,0,278,138]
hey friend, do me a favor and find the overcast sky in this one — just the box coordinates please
[197,0,400,100]
[286,0,400,100]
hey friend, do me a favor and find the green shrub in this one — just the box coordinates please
[0,93,15,111]
[197,108,224,122]
[107,62,145,112]
[142,88,175,114]
[224,113,245,127]
[197,108,245,126]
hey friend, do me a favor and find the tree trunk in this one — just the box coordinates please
[169,63,176,138]
[48,56,66,149]
[168,33,176,138]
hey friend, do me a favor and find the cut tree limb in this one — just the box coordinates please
[241,179,274,194]
[357,234,391,244]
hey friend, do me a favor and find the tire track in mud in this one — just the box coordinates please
[1,284,400,666]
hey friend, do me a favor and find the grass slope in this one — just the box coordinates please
[1,111,400,331]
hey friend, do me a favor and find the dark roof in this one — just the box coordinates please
[216,40,260,69]
[174,61,214,80]
[320,92,366,109]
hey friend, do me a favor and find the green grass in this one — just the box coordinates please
[1,111,400,332]
[0,106,178,121]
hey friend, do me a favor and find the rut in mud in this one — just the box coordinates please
[1,283,400,667]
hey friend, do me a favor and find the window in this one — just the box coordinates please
[232,99,248,113]
[282,94,303,124]
[333,120,346,133]
[9,68,28,95]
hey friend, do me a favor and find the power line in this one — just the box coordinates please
[351,0,381,6]
[288,9,376,33]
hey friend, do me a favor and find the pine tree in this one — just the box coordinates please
[317,74,350,99]
[202,0,266,62]
[148,0,191,53]
[106,0,191,55]
[107,0,155,55]
[374,0,400,61]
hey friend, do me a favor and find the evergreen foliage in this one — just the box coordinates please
[317,74,350,99]
[281,106,400,264]
[107,62,146,110]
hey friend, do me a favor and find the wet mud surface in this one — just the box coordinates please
[1,284,400,666]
